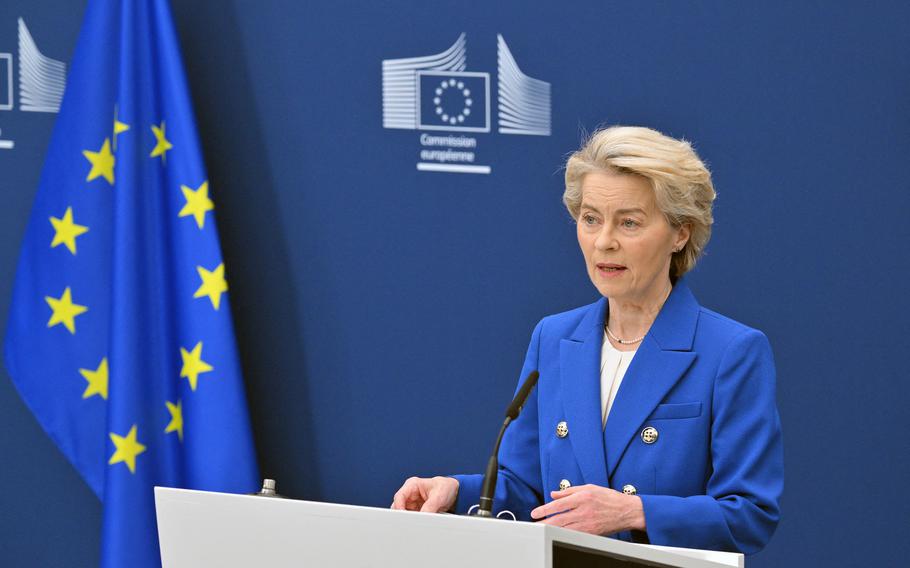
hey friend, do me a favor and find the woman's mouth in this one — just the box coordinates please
[596,263,627,277]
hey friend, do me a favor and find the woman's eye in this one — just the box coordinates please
[583,214,598,225]
[622,218,639,229]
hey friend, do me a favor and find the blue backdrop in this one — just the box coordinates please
[1,1,908,566]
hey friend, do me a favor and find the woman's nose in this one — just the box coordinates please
[594,226,617,251]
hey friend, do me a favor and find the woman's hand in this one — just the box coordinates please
[391,476,459,513]
[530,484,646,536]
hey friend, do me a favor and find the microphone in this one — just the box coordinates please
[475,370,540,518]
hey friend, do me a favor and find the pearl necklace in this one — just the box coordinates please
[605,284,674,345]
[604,325,645,345]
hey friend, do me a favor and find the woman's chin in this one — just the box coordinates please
[591,277,627,299]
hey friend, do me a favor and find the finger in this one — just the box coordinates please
[531,496,576,520]
[531,501,561,519]
[405,493,425,511]
[537,510,576,527]
[419,495,444,513]
[530,503,548,519]
[391,489,408,510]
[392,479,423,510]
[533,490,587,519]
[418,484,442,512]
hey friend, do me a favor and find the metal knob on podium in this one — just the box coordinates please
[250,478,285,498]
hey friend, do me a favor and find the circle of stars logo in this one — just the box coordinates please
[433,78,472,126]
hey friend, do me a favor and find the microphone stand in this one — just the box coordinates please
[476,417,512,517]
[474,370,539,518]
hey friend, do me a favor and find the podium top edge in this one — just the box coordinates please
[154,487,743,568]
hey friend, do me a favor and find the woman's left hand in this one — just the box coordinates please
[530,484,646,536]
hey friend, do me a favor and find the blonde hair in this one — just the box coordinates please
[563,125,716,279]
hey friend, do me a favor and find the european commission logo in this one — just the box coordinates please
[382,34,551,174]
[0,18,67,150]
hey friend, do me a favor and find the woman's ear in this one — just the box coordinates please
[675,223,692,251]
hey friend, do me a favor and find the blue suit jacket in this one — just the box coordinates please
[454,279,783,554]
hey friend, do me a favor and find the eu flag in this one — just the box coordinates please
[417,71,490,132]
[3,1,259,566]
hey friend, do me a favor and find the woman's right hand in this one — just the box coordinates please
[391,476,459,513]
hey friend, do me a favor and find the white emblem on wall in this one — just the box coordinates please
[18,17,66,113]
[381,33,552,174]
[496,34,551,136]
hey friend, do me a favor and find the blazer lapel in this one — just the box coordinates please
[559,298,609,488]
[602,279,700,478]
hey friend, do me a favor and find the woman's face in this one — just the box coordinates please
[576,170,689,303]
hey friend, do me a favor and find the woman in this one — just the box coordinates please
[391,126,783,554]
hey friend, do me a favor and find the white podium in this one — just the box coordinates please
[155,487,743,568]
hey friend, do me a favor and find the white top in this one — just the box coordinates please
[600,334,637,428]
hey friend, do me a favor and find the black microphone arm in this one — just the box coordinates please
[475,370,540,518]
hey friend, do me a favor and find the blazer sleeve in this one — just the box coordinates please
[638,328,784,554]
[452,319,545,517]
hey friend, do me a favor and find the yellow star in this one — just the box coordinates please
[108,425,146,474]
[164,399,184,442]
[113,106,129,150]
[82,138,115,185]
[150,121,173,162]
[178,181,214,229]
[49,206,89,255]
[45,287,88,334]
[180,341,213,391]
[79,357,108,400]
[194,263,228,310]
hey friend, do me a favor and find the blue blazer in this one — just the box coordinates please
[454,279,783,554]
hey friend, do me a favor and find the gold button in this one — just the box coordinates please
[641,426,659,444]
[622,484,637,495]
[559,479,571,491]
[556,421,569,438]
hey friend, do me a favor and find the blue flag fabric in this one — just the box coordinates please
[4,0,259,565]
